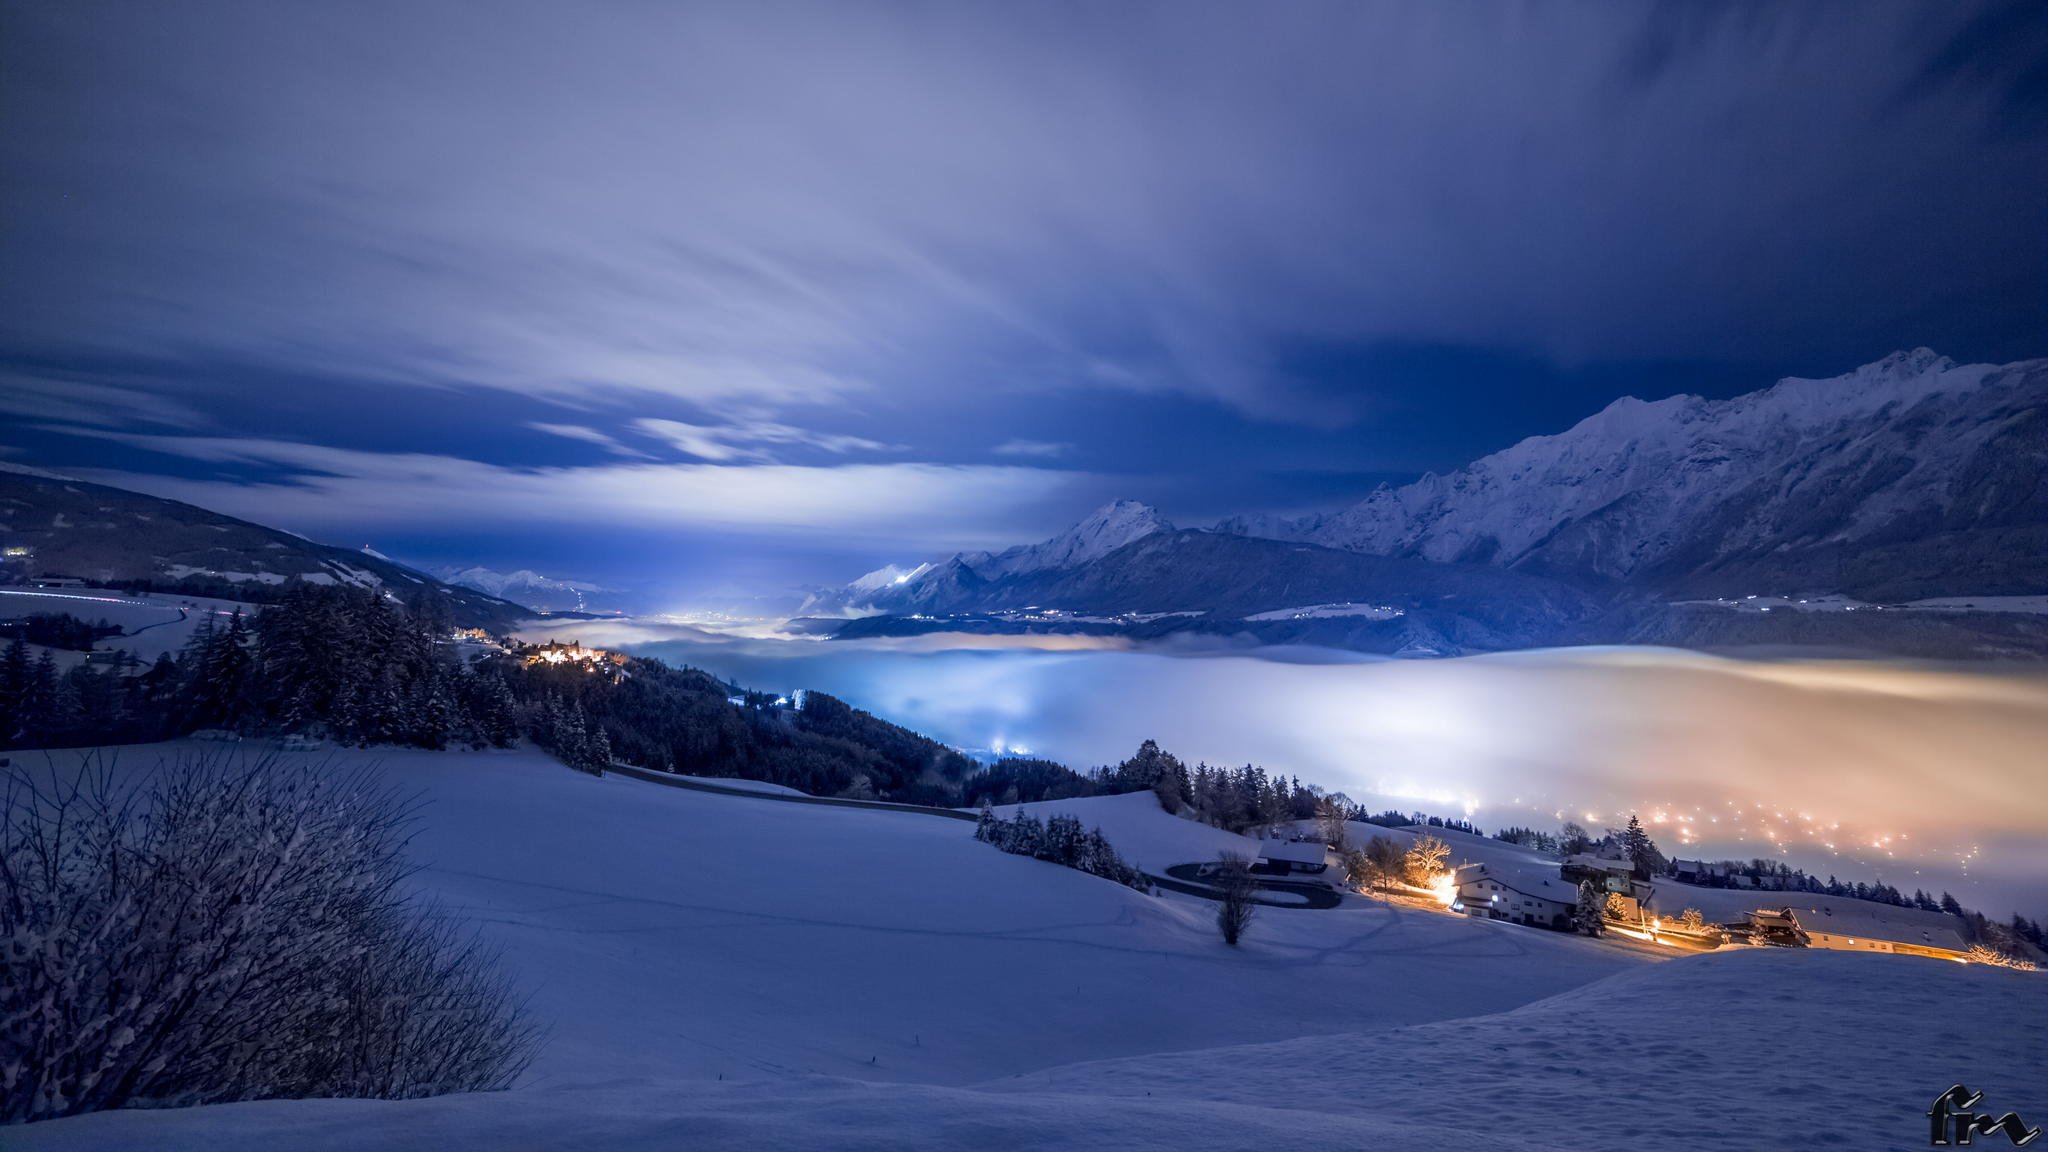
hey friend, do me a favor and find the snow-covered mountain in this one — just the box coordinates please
[0,471,533,629]
[804,500,1173,615]
[437,566,610,612]
[805,351,2048,658]
[1217,350,2048,600]
[957,499,1174,580]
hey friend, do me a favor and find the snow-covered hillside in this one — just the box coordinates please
[807,501,1172,615]
[0,585,255,662]
[14,741,2042,1151]
[959,499,1174,580]
[993,790,1260,872]
[0,471,532,629]
[437,566,609,612]
[1219,350,2048,600]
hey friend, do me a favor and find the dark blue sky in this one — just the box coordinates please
[3,1,2045,607]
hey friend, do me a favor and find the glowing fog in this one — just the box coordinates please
[520,620,2048,920]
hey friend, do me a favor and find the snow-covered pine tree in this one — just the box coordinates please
[1574,881,1605,935]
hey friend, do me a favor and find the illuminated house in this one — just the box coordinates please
[1450,862,1575,930]
[521,641,622,679]
[1255,838,1328,876]
[1756,903,1972,963]
[1560,854,1636,892]
[1672,859,1730,884]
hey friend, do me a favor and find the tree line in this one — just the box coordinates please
[965,738,1352,837]
[973,804,1151,892]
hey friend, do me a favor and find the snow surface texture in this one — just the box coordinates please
[15,742,2043,1150]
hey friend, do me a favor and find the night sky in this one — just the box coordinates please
[3,1,2045,607]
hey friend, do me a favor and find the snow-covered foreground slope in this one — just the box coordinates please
[992,948,2046,1152]
[15,741,2042,1150]
[23,742,1639,1087]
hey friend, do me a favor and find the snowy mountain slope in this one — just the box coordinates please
[1220,350,2048,600]
[436,565,611,612]
[830,529,1611,656]
[17,735,2039,1152]
[959,498,1174,580]
[0,472,533,629]
[22,740,1644,1092]
[806,500,1172,615]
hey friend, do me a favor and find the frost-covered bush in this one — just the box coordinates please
[0,753,540,1123]
[1965,944,2040,972]
[1213,851,1258,947]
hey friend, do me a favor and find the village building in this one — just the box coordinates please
[1560,854,1637,893]
[1751,902,1972,962]
[1450,862,1577,930]
[1255,838,1328,876]
[1672,859,1732,885]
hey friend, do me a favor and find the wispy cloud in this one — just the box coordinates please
[4,2,2037,428]
[66,431,1085,551]
[526,422,652,458]
[991,439,1073,460]
[0,371,209,430]
[633,418,898,464]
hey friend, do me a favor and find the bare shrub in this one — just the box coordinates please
[1313,795,1350,851]
[0,752,540,1123]
[1214,851,1258,946]
[1404,833,1450,885]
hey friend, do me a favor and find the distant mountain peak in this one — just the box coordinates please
[1862,346,1952,379]
[436,565,608,611]
[1219,349,2045,599]
[810,500,1172,614]
[970,500,1173,578]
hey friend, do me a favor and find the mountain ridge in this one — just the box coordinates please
[818,349,2048,658]
[0,471,534,630]
[1214,349,2047,600]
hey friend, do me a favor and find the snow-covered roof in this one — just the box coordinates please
[1456,862,1578,908]
[1785,904,1969,953]
[1257,838,1328,865]
[1563,854,1633,874]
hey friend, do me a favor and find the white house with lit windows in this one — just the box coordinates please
[1255,838,1329,876]
[1450,862,1577,930]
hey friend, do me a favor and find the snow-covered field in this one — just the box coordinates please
[0,585,255,662]
[673,772,813,797]
[12,740,2045,1150]
[993,790,1260,872]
